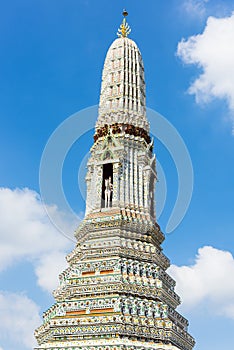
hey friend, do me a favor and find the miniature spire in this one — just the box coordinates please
[117,9,131,38]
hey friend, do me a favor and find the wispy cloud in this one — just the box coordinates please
[169,246,234,318]
[0,187,80,292]
[183,0,209,18]
[0,291,41,349]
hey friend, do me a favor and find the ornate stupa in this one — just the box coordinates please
[34,11,195,350]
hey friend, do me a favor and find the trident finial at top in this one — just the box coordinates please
[117,9,131,38]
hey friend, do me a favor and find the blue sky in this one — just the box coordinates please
[0,1,234,349]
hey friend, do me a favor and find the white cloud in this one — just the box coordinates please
[169,246,234,318]
[0,187,79,292]
[177,12,234,128]
[0,291,41,349]
[183,0,209,18]
[35,251,68,292]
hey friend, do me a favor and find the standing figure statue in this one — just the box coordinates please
[104,176,113,208]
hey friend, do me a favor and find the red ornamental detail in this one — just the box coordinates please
[112,123,122,134]
[94,123,151,144]
[94,124,109,141]
[125,124,151,144]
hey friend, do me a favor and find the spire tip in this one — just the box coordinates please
[123,9,128,17]
[117,9,131,38]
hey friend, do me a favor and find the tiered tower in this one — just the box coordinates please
[35,11,195,350]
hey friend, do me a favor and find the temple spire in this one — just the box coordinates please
[34,10,195,350]
[117,9,131,38]
[97,10,148,131]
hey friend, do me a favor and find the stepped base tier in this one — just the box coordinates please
[35,211,194,350]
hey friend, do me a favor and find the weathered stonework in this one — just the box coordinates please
[35,13,195,350]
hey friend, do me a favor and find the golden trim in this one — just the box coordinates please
[117,10,131,38]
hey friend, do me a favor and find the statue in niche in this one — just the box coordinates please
[104,176,113,208]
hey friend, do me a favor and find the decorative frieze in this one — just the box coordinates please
[94,123,151,144]
[36,321,194,350]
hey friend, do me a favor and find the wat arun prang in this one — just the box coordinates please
[35,11,195,350]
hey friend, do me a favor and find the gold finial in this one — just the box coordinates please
[117,9,131,38]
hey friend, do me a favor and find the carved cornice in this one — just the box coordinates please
[94,124,151,145]
[35,321,195,350]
